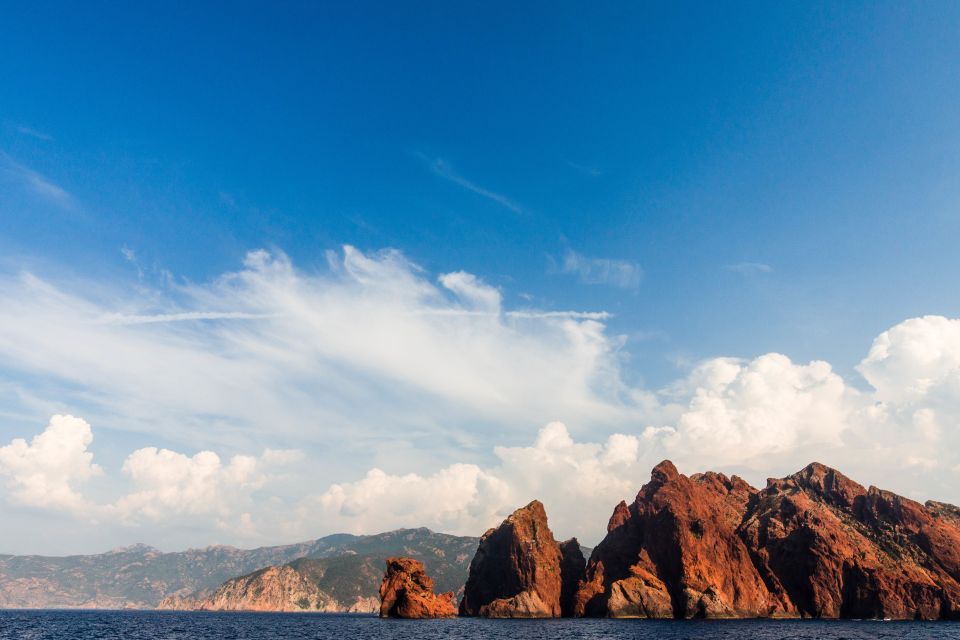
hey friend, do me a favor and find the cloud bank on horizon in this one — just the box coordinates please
[1,247,959,550]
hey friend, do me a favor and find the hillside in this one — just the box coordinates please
[159,528,481,612]
[0,528,477,609]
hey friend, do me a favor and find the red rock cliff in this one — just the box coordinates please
[378,557,456,618]
[460,500,583,617]
[574,461,960,620]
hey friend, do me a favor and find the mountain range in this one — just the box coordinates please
[0,528,478,610]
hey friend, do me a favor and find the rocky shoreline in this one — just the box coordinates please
[380,461,960,620]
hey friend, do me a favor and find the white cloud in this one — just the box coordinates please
[438,271,501,312]
[556,249,643,289]
[0,247,644,458]
[299,316,960,543]
[113,447,264,523]
[4,247,960,549]
[858,315,960,405]
[306,422,649,542]
[0,415,102,513]
[654,354,855,469]
[312,464,510,536]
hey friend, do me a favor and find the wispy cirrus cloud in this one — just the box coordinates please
[726,261,773,274]
[566,160,602,177]
[15,125,53,142]
[0,246,641,455]
[0,152,74,209]
[422,155,524,214]
[552,248,643,290]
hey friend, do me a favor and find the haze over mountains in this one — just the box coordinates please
[0,529,479,610]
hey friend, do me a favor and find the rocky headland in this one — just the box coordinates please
[575,460,960,619]
[384,461,960,620]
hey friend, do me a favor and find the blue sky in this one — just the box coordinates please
[2,2,960,554]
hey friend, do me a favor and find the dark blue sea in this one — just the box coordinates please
[1,611,959,640]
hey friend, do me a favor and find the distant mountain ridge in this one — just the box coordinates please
[0,528,478,609]
[159,529,481,613]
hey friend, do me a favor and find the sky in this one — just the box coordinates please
[2,1,960,555]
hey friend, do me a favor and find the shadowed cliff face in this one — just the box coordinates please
[459,500,585,618]
[559,538,586,616]
[575,461,960,620]
[378,557,456,618]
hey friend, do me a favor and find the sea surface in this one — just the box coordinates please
[1,611,959,640]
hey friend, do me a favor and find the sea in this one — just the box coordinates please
[1,611,959,640]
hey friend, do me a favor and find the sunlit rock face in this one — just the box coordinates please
[378,557,456,618]
[575,461,960,620]
[460,500,582,618]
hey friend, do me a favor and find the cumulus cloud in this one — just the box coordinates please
[307,421,648,542]
[555,249,643,289]
[858,315,960,405]
[312,464,510,537]
[113,448,264,523]
[653,354,855,469]
[0,415,102,513]
[0,415,304,542]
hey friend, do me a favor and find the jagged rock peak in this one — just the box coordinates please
[607,500,631,532]
[650,459,680,484]
[780,461,866,508]
[574,461,960,620]
[460,500,582,618]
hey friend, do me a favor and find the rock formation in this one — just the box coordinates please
[559,538,587,616]
[460,500,584,617]
[574,460,960,620]
[378,557,456,618]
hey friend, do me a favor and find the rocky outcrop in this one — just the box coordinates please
[574,460,960,620]
[460,500,583,617]
[378,557,456,618]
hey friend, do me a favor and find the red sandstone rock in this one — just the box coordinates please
[575,461,960,620]
[378,557,456,618]
[460,500,583,617]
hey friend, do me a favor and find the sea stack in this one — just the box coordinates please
[574,460,960,620]
[378,557,456,618]
[460,500,584,617]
